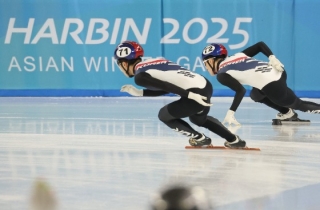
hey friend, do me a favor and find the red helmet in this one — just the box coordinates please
[114,41,144,61]
[202,43,227,60]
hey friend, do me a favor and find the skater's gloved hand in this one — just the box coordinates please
[188,92,212,107]
[268,55,284,72]
[120,85,143,96]
[223,110,241,126]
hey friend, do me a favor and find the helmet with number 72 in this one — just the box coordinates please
[201,43,228,61]
[114,41,144,61]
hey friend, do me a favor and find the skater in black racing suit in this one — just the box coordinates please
[201,41,320,126]
[114,40,246,148]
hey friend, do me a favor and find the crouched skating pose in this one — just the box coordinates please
[201,41,320,125]
[114,40,246,148]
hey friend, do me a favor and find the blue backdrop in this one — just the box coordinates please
[0,0,319,97]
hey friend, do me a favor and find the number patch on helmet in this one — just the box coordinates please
[116,47,132,58]
[203,45,215,55]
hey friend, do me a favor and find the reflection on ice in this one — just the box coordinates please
[0,97,320,210]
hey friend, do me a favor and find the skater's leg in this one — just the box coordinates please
[289,98,320,113]
[189,110,246,148]
[200,116,246,148]
[250,87,289,114]
[263,71,320,113]
[190,113,235,142]
[158,98,205,139]
[264,84,320,113]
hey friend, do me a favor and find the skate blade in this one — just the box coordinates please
[185,145,260,151]
[282,118,310,122]
[272,118,310,125]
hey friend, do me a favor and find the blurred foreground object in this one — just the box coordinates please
[29,178,58,210]
[150,184,212,210]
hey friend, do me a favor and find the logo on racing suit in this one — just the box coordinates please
[177,70,195,78]
[255,66,272,73]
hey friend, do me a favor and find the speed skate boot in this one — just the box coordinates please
[189,134,211,146]
[224,135,246,149]
[276,108,298,121]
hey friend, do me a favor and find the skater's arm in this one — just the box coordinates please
[242,41,273,57]
[217,73,246,112]
[135,72,188,97]
[143,89,168,96]
[243,41,285,72]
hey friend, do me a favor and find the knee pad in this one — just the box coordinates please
[250,88,266,102]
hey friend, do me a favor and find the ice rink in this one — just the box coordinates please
[0,96,320,210]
